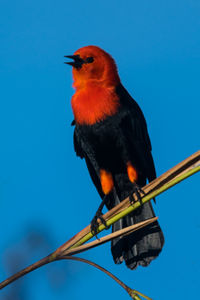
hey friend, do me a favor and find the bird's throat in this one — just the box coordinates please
[71,83,120,125]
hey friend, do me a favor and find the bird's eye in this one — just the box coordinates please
[85,57,94,64]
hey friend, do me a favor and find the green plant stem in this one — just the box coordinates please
[133,289,152,300]
[68,165,200,250]
[133,295,142,300]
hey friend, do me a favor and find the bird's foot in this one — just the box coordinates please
[90,212,109,238]
[90,195,110,237]
[129,183,145,205]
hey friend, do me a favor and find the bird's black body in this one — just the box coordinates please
[73,83,164,269]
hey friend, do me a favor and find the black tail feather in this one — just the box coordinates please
[109,194,164,270]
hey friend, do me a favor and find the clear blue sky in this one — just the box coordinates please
[0,0,200,299]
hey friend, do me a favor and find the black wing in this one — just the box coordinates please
[116,83,156,183]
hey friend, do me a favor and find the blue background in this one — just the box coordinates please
[0,0,200,299]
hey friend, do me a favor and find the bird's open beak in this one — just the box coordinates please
[64,55,84,69]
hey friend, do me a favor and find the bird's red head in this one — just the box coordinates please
[65,46,121,125]
[65,46,120,89]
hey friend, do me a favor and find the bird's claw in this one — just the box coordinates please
[90,215,99,238]
[129,183,145,205]
[90,213,109,238]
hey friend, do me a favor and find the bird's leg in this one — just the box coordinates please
[90,169,113,236]
[126,162,145,205]
[129,182,145,205]
[90,195,110,237]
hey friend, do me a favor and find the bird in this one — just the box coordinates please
[65,45,164,270]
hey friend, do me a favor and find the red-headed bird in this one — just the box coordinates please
[65,46,164,270]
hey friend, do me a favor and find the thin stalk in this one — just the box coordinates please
[63,217,158,256]
[60,256,152,300]
[0,254,52,289]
